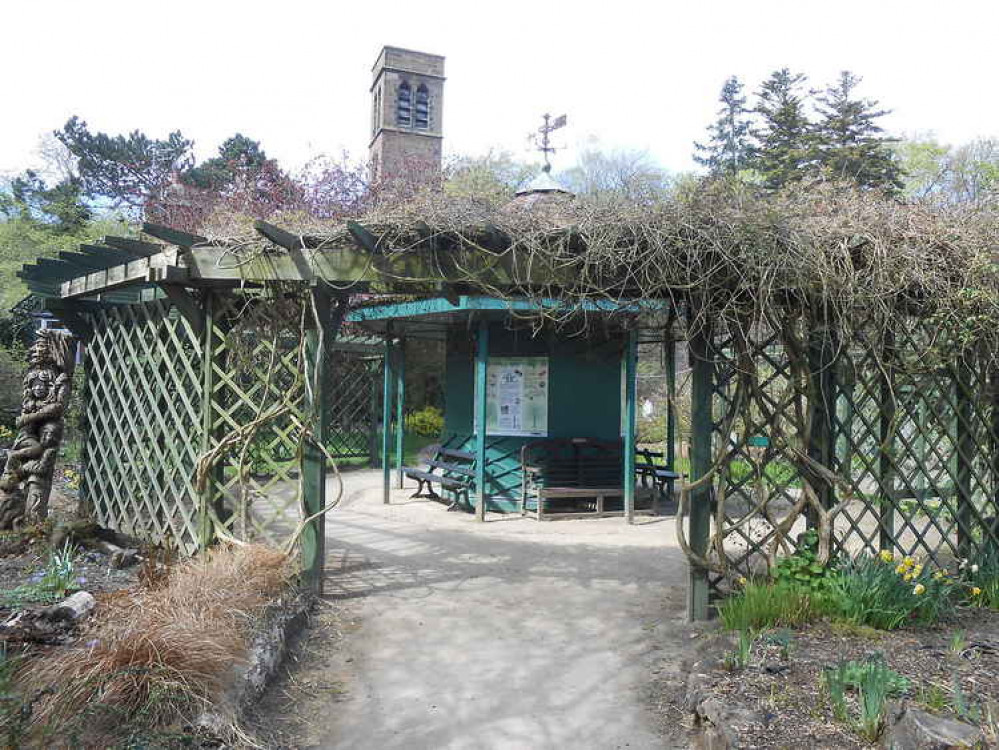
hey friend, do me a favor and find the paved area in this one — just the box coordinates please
[272,469,692,749]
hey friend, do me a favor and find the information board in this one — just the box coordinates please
[476,357,549,437]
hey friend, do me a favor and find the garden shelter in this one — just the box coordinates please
[13,190,999,621]
[348,294,676,520]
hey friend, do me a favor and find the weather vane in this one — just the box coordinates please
[530,113,567,173]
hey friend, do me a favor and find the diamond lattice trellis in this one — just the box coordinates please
[82,299,205,553]
[697,313,999,596]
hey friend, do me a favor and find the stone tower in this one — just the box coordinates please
[369,46,445,182]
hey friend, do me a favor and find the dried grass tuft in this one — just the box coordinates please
[19,543,292,742]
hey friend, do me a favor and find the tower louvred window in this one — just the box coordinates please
[397,81,412,126]
[415,84,430,129]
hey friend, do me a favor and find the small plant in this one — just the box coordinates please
[719,581,829,630]
[404,405,444,437]
[775,529,838,597]
[952,675,981,723]
[724,629,755,670]
[824,654,909,741]
[763,628,794,659]
[1,541,78,608]
[0,425,14,447]
[917,682,949,712]
[949,630,967,656]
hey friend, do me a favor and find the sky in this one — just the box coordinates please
[3,0,998,180]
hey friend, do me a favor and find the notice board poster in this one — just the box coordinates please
[475,357,549,436]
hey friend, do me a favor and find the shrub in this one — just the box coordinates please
[719,581,830,630]
[405,405,444,437]
[960,547,999,608]
[831,553,953,630]
[636,417,665,444]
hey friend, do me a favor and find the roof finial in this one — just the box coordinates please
[532,113,567,173]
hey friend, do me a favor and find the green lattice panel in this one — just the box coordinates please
[81,300,204,553]
[205,293,310,547]
[326,351,378,458]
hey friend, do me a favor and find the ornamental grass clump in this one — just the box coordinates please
[718,580,830,631]
[832,552,954,630]
[17,543,292,745]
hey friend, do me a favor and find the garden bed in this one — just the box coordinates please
[670,610,998,748]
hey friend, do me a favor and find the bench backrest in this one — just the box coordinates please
[521,438,623,489]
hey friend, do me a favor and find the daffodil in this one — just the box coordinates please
[971,564,979,574]
[879,550,894,564]
[913,584,926,595]
[737,576,747,586]
[933,571,946,581]
[972,587,982,597]
[912,564,923,577]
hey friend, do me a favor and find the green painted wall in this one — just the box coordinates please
[443,321,624,511]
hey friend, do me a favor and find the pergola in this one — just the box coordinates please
[17,220,670,600]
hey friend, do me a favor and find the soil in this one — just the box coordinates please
[245,468,697,750]
[661,611,999,749]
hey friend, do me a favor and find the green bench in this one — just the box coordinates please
[403,447,475,511]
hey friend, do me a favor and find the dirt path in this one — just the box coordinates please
[253,470,694,749]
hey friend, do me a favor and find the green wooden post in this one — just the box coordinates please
[475,319,489,522]
[955,365,973,555]
[382,324,393,505]
[198,291,217,550]
[806,325,837,524]
[665,328,677,472]
[301,283,331,594]
[623,328,638,524]
[879,342,896,552]
[395,339,406,489]
[688,325,713,621]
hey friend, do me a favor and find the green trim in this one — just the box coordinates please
[623,328,638,523]
[348,295,662,323]
[475,319,489,521]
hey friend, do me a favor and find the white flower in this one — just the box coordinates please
[971,564,980,574]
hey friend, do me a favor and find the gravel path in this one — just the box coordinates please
[259,469,693,749]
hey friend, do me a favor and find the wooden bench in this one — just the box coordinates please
[402,447,475,511]
[635,448,683,511]
[521,438,627,520]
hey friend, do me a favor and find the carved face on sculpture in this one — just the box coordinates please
[26,371,54,402]
[27,338,53,368]
[38,422,61,447]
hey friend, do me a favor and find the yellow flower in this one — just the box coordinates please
[895,564,907,575]
[912,564,924,577]
[737,576,747,586]
[879,550,895,564]
[904,573,915,582]
[913,584,926,595]
[933,571,946,581]
[972,587,982,597]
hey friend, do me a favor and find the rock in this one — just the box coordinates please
[43,591,96,622]
[693,696,763,749]
[882,705,984,749]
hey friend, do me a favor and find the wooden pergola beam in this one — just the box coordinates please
[60,250,186,299]
[102,236,164,257]
[141,222,207,248]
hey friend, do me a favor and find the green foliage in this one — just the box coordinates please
[831,554,953,630]
[636,417,665,444]
[824,654,909,741]
[444,150,538,205]
[694,76,754,176]
[725,628,755,670]
[813,71,903,194]
[749,68,814,190]
[775,529,838,596]
[55,116,194,212]
[181,133,268,191]
[1,541,78,608]
[404,405,444,438]
[718,581,829,631]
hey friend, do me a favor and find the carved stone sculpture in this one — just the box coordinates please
[0,331,75,529]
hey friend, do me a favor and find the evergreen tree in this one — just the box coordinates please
[0,170,91,234]
[749,69,815,190]
[181,134,269,190]
[814,71,903,193]
[55,116,194,214]
[693,76,754,176]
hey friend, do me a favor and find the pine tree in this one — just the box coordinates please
[750,69,815,190]
[814,71,903,193]
[693,76,754,176]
